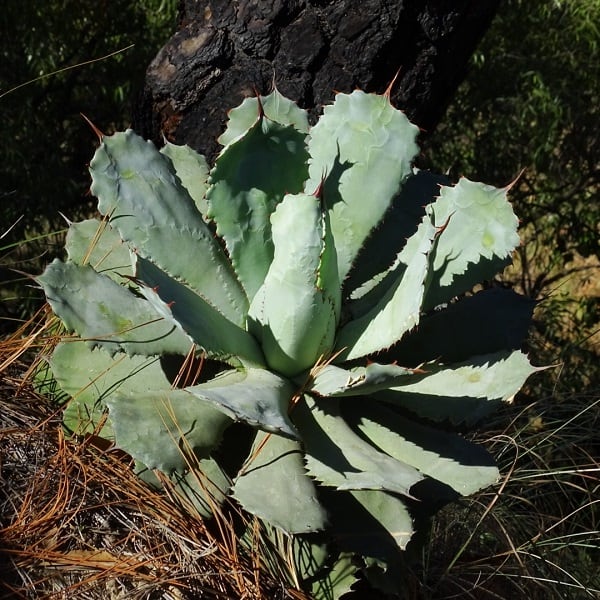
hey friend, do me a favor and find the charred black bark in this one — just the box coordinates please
[133,0,499,161]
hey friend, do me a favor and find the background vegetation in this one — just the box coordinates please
[422,0,599,393]
[417,1,599,596]
[1,0,598,597]
[1,0,178,324]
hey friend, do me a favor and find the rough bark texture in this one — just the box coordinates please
[133,0,499,161]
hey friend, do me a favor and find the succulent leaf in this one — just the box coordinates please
[347,401,499,495]
[331,489,414,555]
[377,351,539,425]
[334,211,437,361]
[139,224,249,327]
[218,88,309,148]
[160,140,210,217]
[65,218,133,277]
[106,389,232,473]
[294,396,423,496]
[90,129,248,323]
[248,192,340,376]
[390,288,536,366]
[306,90,419,281]
[38,260,192,356]
[309,362,417,397]
[344,169,449,298]
[291,537,357,600]
[169,459,231,519]
[50,341,170,438]
[233,430,328,534]
[185,368,299,438]
[207,117,309,300]
[136,256,264,366]
[423,178,520,308]
[310,552,358,600]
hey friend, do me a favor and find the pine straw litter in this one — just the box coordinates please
[0,318,307,600]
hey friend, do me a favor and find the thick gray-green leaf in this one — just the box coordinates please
[328,489,414,556]
[334,212,436,361]
[208,117,309,301]
[186,368,299,438]
[38,260,192,357]
[107,388,232,473]
[346,401,499,495]
[170,458,231,518]
[390,288,536,366]
[65,219,132,278]
[248,192,340,376]
[50,341,171,439]
[344,169,448,300]
[90,129,248,324]
[309,362,418,398]
[377,351,540,425]
[423,177,520,308]
[310,552,358,600]
[293,538,357,600]
[233,431,327,534]
[294,396,423,495]
[134,458,230,520]
[160,141,210,217]
[306,90,419,282]
[136,256,264,367]
[218,88,309,148]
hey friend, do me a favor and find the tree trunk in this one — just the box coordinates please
[133,0,499,161]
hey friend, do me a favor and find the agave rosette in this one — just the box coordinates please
[38,89,537,596]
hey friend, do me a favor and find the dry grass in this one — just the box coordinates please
[411,385,600,599]
[0,317,308,600]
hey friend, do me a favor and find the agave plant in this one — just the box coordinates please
[38,88,538,597]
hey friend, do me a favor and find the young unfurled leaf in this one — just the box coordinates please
[248,192,340,376]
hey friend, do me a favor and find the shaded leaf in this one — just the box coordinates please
[306,90,419,281]
[294,396,423,495]
[312,552,358,600]
[248,193,340,376]
[218,88,309,148]
[344,169,448,300]
[328,488,414,556]
[309,362,417,397]
[334,212,436,361]
[50,341,170,439]
[161,141,210,217]
[107,388,232,473]
[390,288,536,366]
[208,117,309,301]
[90,129,248,323]
[377,351,540,425]
[346,401,499,495]
[136,257,264,366]
[233,431,327,534]
[65,218,132,278]
[170,458,231,518]
[424,177,519,307]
